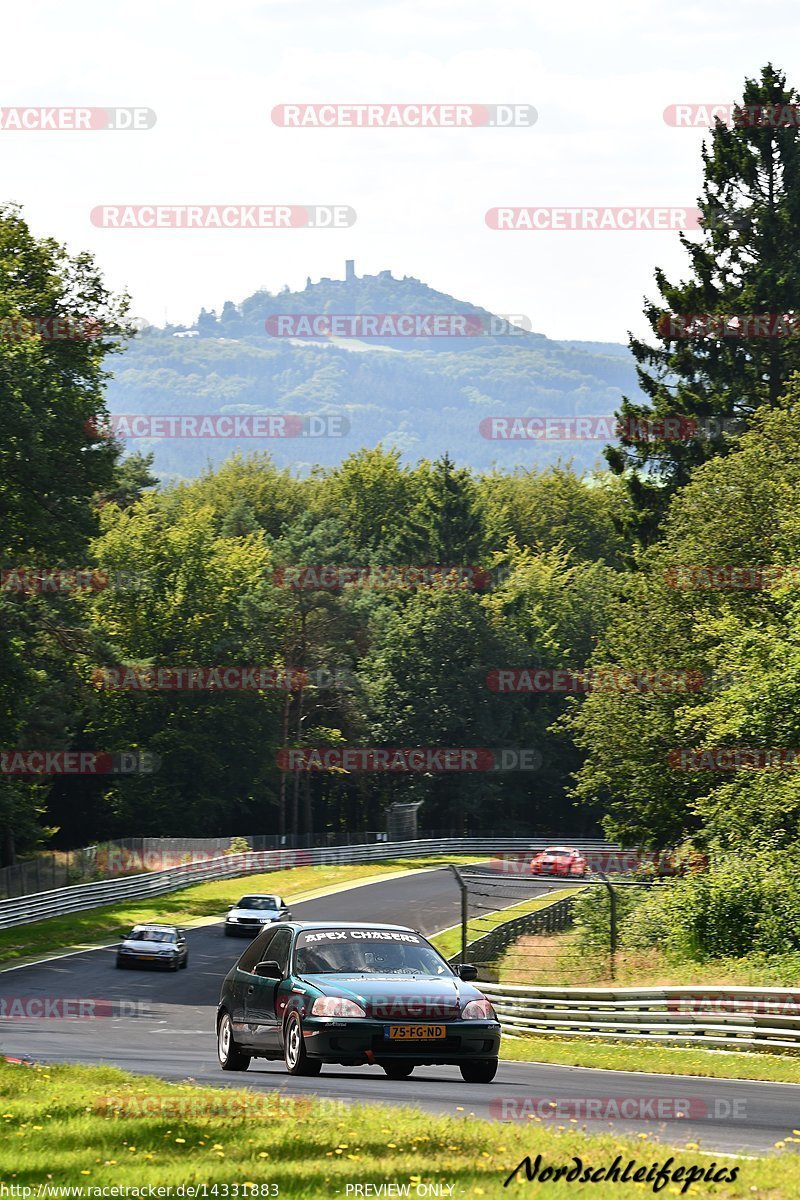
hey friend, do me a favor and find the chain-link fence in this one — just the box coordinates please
[450,861,663,983]
[0,846,99,899]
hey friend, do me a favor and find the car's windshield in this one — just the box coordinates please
[294,929,451,976]
[238,896,278,910]
[130,929,175,943]
[545,850,572,857]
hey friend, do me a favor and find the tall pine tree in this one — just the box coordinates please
[608,64,800,541]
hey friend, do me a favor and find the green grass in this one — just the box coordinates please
[500,1034,800,1084]
[497,930,800,989]
[0,1059,794,1197]
[431,887,586,962]
[0,856,482,967]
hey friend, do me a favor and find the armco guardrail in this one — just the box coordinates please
[480,982,800,1051]
[0,839,620,931]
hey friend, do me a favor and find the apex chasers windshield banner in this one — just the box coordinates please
[297,929,423,944]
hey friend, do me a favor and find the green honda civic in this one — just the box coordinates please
[216,920,501,1082]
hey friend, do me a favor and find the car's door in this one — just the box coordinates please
[228,926,277,1049]
[242,925,293,1054]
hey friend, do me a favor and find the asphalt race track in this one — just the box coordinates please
[1,866,797,1155]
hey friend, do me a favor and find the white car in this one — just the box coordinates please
[116,924,188,970]
[224,894,291,937]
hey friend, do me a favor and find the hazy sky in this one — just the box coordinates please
[4,0,797,341]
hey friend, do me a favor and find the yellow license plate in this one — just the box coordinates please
[385,1024,446,1040]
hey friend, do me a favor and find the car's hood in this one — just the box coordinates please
[121,938,175,951]
[298,973,484,1019]
[228,908,280,920]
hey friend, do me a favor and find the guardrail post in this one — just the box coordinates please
[594,871,617,980]
[449,864,469,964]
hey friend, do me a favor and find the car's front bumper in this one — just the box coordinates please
[299,1018,501,1064]
[225,920,277,936]
[117,953,178,967]
[532,864,583,875]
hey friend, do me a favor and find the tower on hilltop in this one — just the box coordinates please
[345,259,356,283]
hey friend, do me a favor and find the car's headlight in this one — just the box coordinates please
[461,998,496,1020]
[311,997,366,1017]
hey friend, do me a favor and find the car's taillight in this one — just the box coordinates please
[311,997,366,1018]
[461,998,497,1020]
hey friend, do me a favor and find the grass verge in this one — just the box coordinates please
[430,886,585,962]
[500,1034,800,1084]
[0,1059,792,1197]
[0,856,482,967]
[497,931,800,989]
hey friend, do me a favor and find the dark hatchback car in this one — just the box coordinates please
[216,921,501,1082]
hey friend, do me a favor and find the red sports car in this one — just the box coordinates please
[530,846,587,877]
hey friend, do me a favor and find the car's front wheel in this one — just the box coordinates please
[217,1011,251,1072]
[381,1061,414,1079]
[459,1059,498,1083]
[283,1011,321,1076]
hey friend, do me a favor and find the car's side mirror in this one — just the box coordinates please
[227,904,235,910]
[457,963,478,981]
[254,960,282,979]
